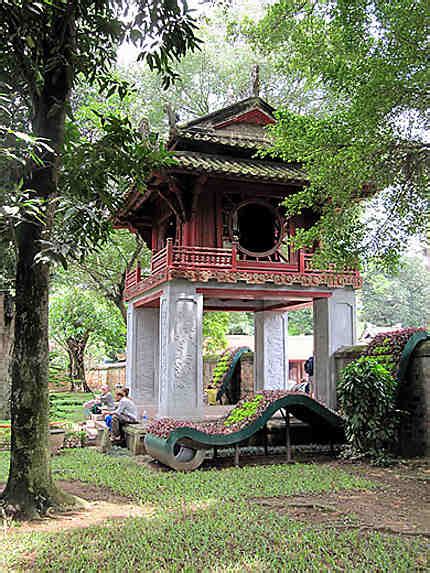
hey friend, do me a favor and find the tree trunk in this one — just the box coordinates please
[66,348,75,392]
[116,295,128,325]
[2,23,75,517]
[66,336,91,393]
[2,221,71,518]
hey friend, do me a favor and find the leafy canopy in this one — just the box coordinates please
[50,287,125,359]
[251,0,429,269]
[360,255,430,329]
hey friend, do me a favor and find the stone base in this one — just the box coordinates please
[124,424,148,455]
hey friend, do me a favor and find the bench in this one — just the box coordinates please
[95,420,148,455]
[123,424,148,455]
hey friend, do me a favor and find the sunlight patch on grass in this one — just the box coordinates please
[2,502,427,572]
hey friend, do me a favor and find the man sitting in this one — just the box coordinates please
[105,388,139,445]
[99,384,115,410]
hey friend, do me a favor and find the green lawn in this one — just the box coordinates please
[1,450,427,572]
[49,391,92,423]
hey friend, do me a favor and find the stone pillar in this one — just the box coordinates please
[158,282,203,419]
[313,288,356,409]
[126,304,159,406]
[254,311,289,391]
[0,292,13,419]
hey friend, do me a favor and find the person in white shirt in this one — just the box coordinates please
[106,388,138,445]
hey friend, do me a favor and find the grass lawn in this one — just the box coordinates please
[0,449,427,572]
[49,392,92,424]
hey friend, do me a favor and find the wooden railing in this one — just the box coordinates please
[125,238,360,298]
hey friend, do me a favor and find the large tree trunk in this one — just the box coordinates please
[2,217,71,519]
[2,26,75,517]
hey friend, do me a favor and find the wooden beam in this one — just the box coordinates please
[196,288,332,301]
[133,289,163,309]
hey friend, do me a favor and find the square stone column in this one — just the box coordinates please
[254,311,289,391]
[158,282,203,419]
[313,288,357,409]
[126,304,159,406]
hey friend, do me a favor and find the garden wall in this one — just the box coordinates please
[397,339,430,457]
[86,361,126,390]
[85,354,255,397]
[0,292,13,419]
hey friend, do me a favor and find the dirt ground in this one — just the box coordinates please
[1,457,429,536]
[251,458,430,537]
[1,480,153,534]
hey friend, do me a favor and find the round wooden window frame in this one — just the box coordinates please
[229,199,284,257]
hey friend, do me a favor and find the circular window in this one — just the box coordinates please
[231,200,282,257]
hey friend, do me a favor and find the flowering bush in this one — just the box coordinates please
[365,327,426,377]
[146,390,302,439]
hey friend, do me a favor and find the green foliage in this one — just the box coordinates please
[203,312,229,355]
[50,287,126,360]
[0,426,10,450]
[251,0,429,268]
[361,257,430,329]
[224,394,264,427]
[227,312,254,335]
[288,307,313,335]
[52,228,151,322]
[212,349,234,384]
[338,356,399,461]
[49,393,90,424]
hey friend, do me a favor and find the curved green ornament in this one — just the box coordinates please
[397,330,429,381]
[144,393,345,471]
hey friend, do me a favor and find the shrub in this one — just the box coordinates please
[365,327,426,377]
[338,356,399,461]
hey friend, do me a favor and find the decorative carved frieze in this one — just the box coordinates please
[170,268,362,289]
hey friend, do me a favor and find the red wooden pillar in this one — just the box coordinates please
[298,249,305,274]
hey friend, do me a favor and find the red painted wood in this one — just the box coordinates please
[124,243,361,301]
[196,288,332,300]
[255,301,314,313]
[213,108,276,129]
[133,289,163,308]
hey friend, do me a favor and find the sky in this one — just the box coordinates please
[117,0,272,65]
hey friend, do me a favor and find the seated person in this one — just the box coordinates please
[84,385,115,415]
[105,389,138,445]
[98,384,115,410]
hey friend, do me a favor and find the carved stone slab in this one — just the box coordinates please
[254,311,289,391]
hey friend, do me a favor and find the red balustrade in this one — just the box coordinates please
[125,242,361,300]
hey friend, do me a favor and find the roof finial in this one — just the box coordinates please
[250,64,260,97]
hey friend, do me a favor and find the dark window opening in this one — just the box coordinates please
[236,202,278,255]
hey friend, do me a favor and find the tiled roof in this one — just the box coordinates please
[172,151,304,183]
[176,128,270,150]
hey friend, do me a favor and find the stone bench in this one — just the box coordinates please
[94,419,148,455]
[123,424,148,455]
